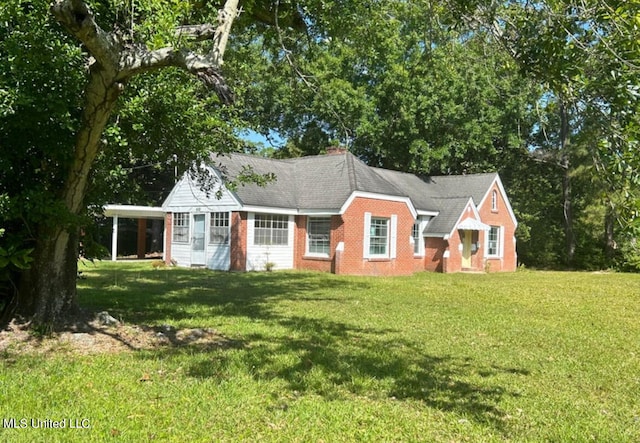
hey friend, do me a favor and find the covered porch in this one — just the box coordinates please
[103,205,166,261]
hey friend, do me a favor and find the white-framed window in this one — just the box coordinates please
[491,190,498,211]
[487,226,501,257]
[307,217,331,256]
[412,222,421,255]
[209,212,230,244]
[369,218,389,255]
[254,214,288,245]
[363,212,397,259]
[172,212,190,243]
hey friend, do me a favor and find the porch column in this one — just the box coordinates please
[137,218,147,259]
[111,215,119,261]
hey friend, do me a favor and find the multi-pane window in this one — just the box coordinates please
[254,214,289,245]
[488,226,500,256]
[369,218,389,256]
[209,212,230,244]
[491,190,498,211]
[172,213,189,243]
[307,217,331,255]
[412,222,421,254]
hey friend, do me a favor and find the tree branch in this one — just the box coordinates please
[52,0,239,105]
[175,24,217,42]
[50,0,119,72]
[117,46,234,104]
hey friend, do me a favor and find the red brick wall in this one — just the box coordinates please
[164,212,172,265]
[478,184,517,272]
[336,197,421,276]
[425,237,447,272]
[230,211,247,271]
[294,215,341,273]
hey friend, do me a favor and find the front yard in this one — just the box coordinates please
[1,262,639,442]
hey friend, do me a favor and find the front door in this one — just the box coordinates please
[191,213,206,265]
[461,230,472,269]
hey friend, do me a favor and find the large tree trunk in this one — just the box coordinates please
[17,67,121,327]
[18,227,80,326]
[12,0,238,327]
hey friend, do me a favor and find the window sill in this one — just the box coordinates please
[366,257,391,262]
[303,255,331,261]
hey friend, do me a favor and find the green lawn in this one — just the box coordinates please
[1,262,639,442]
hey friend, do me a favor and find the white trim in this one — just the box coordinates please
[390,214,398,259]
[299,209,341,216]
[111,215,119,261]
[363,212,372,259]
[417,209,439,217]
[457,218,490,231]
[485,225,503,258]
[412,217,428,256]
[446,198,483,239]
[477,175,518,228]
[104,204,165,219]
[340,191,418,219]
[241,205,299,215]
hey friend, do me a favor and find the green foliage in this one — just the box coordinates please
[239,1,538,175]
[0,0,84,236]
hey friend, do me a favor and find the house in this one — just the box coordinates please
[160,149,517,275]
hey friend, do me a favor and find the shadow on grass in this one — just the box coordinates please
[192,316,523,429]
[78,265,527,432]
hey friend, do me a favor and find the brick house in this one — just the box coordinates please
[160,150,517,275]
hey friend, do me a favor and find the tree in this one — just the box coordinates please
[459,0,640,268]
[2,0,240,327]
[243,0,537,176]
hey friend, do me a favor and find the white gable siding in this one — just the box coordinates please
[162,172,240,213]
[245,213,294,271]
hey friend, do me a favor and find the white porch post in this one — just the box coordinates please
[111,215,119,261]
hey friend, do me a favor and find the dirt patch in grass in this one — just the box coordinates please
[0,312,240,355]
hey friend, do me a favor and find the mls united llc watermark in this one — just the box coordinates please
[2,418,91,429]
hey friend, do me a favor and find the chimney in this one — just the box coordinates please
[326,146,347,155]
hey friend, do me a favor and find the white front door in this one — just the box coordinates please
[191,214,206,265]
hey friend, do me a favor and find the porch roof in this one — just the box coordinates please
[103,204,165,219]
[457,218,491,231]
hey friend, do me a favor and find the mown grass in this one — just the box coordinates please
[1,262,639,442]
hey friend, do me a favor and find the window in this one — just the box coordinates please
[307,217,331,255]
[172,213,189,243]
[254,214,289,245]
[487,226,500,256]
[412,222,421,254]
[363,213,397,259]
[209,212,230,244]
[369,217,389,256]
[491,190,498,211]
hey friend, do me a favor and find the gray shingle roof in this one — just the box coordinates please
[213,152,500,235]
[422,197,472,236]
